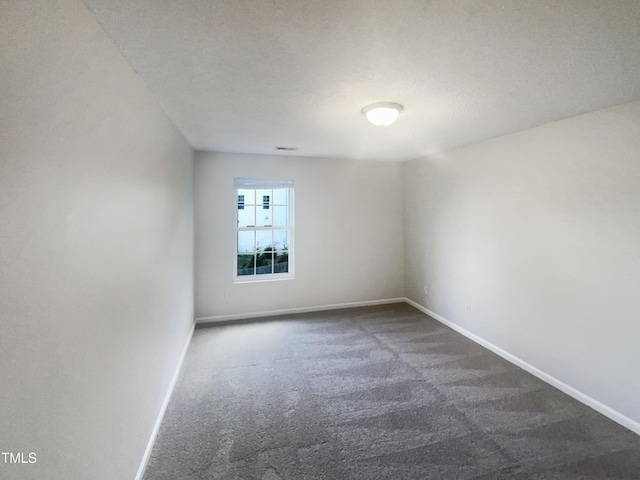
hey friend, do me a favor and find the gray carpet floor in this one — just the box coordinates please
[143,303,640,479]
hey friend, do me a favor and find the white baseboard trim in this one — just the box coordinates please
[403,297,640,437]
[135,321,196,480]
[196,297,406,325]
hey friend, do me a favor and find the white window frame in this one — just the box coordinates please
[233,177,294,283]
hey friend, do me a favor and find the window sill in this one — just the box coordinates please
[233,275,295,284]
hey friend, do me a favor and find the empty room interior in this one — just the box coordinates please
[2,1,640,479]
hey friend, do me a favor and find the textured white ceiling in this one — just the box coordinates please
[84,0,640,161]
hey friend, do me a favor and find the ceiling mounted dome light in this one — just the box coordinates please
[362,102,404,126]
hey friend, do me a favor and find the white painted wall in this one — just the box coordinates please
[0,2,194,479]
[404,100,640,427]
[195,152,404,319]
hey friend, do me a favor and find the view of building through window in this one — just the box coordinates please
[234,178,293,280]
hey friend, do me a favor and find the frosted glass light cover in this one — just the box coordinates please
[362,102,403,126]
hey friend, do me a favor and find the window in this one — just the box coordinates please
[234,178,294,281]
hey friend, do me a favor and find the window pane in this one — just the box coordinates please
[238,205,255,227]
[256,250,273,275]
[237,255,255,276]
[272,206,288,227]
[256,205,272,227]
[238,231,255,253]
[273,188,288,205]
[256,230,272,252]
[274,252,288,273]
[238,188,255,205]
[273,230,288,252]
[256,189,271,206]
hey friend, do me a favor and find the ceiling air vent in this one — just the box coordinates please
[275,146,298,151]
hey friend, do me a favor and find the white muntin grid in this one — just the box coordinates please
[233,178,294,282]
